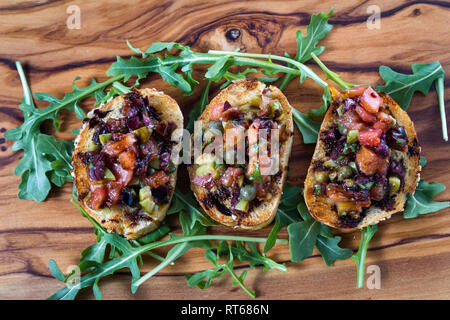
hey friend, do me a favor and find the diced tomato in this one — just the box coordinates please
[370,183,386,201]
[358,128,382,147]
[254,181,272,200]
[219,167,243,187]
[111,163,134,185]
[345,85,368,98]
[258,153,273,175]
[326,184,351,202]
[103,133,137,157]
[359,87,383,114]
[210,104,224,121]
[223,123,245,150]
[222,107,243,121]
[373,121,388,131]
[339,110,368,131]
[355,105,376,123]
[144,170,170,189]
[373,111,392,132]
[86,186,106,210]
[140,137,158,156]
[256,95,272,117]
[106,181,123,205]
[248,123,259,145]
[356,146,388,176]
[192,174,215,189]
[118,150,137,170]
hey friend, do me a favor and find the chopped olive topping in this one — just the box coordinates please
[314,86,413,222]
[192,92,286,214]
[83,90,176,212]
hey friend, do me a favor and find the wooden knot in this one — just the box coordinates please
[225,29,241,41]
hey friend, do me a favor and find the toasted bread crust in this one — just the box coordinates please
[304,87,421,229]
[187,79,293,230]
[72,88,183,239]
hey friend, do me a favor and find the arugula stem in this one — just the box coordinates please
[352,225,378,289]
[436,77,448,141]
[310,53,354,90]
[34,74,125,122]
[208,50,328,88]
[112,81,130,94]
[130,240,171,264]
[132,241,189,290]
[279,73,295,91]
[15,61,33,107]
[223,264,256,298]
[355,237,367,289]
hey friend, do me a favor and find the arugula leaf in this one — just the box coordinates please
[352,225,378,289]
[94,81,131,106]
[404,179,450,219]
[376,62,445,110]
[311,52,355,90]
[6,62,124,201]
[307,86,332,118]
[220,68,258,89]
[49,197,286,299]
[38,134,74,187]
[131,212,212,292]
[186,240,284,298]
[286,190,351,265]
[292,107,323,144]
[187,80,211,133]
[316,235,352,266]
[288,219,321,262]
[264,182,302,253]
[279,9,334,90]
[173,188,218,227]
[290,87,332,144]
[231,241,286,272]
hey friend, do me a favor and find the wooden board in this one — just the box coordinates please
[0,0,449,300]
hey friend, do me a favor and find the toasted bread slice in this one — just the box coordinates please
[72,88,183,239]
[304,86,421,229]
[188,79,293,230]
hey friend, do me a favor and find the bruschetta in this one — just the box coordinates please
[187,79,293,229]
[72,88,183,239]
[304,86,421,229]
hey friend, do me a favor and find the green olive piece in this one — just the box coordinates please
[133,126,151,143]
[329,171,338,181]
[235,200,249,212]
[314,171,329,183]
[99,133,112,145]
[140,198,157,214]
[88,141,101,151]
[103,168,116,181]
[337,166,353,181]
[139,186,152,202]
[389,176,401,196]
[249,95,262,107]
[348,161,358,174]
[323,159,337,168]
[240,184,256,201]
[149,158,160,170]
[347,130,359,144]
[336,121,348,136]
[208,121,224,133]
[196,163,216,177]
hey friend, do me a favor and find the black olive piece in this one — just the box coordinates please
[120,188,138,207]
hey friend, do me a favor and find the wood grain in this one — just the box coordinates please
[0,0,449,299]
